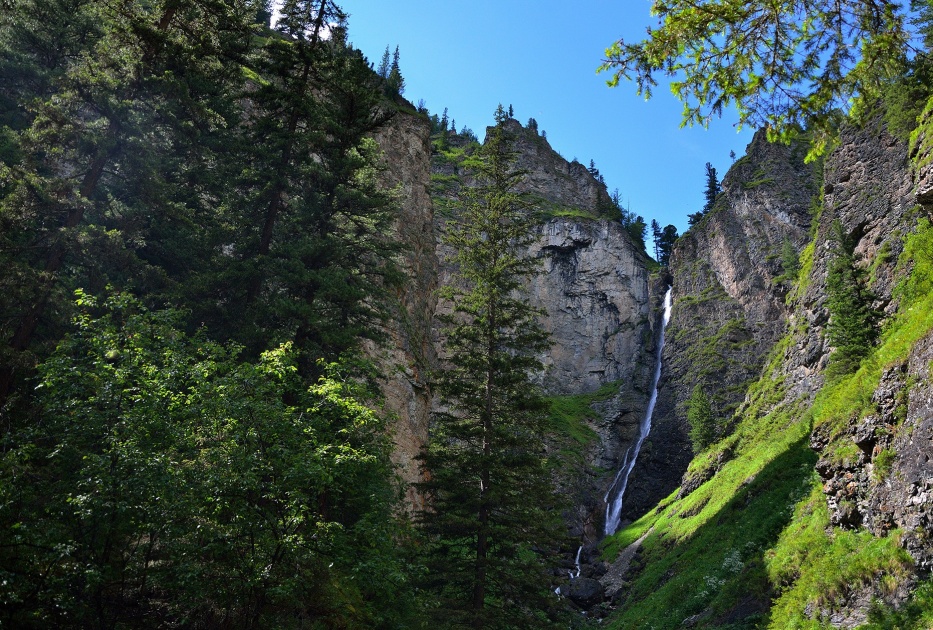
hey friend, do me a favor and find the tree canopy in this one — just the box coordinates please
[601,0,925,148]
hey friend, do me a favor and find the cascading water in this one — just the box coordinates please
[603,286,673,536]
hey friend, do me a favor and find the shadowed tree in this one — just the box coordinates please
[417,105,566,630]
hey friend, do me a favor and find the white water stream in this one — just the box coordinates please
[603,287,673,536]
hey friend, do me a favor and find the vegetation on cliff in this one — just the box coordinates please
[601,211,933,628]
[417,106,566,629]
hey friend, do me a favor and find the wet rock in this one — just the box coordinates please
[564,577,604,608]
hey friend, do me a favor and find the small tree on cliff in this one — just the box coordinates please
[703,162,721,214]
[651,219,663,260]
[687,383,716,451]
[825,220,879,377]
[658,224,679,267]
[417,105,565,629]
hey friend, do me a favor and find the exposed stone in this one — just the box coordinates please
[562,577,605,608]
[371,111,438,510]
[627,130,819,519]
[431,120,656,543]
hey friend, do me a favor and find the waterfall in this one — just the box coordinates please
[569,545,582,579]
[603,286,673,536]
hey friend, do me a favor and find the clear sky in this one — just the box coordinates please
[334,1,756,234]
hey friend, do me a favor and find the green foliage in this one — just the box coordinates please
[863,578,933,629]
[825,220,880,378]
[687,383,717,451]
[775,238,802,287]
[765,487,912,627]
[622,212,648,251]
[0,292,413,628]
[600,0,916,155]
[0,3,422,626]
[702,162,721,213]
[658,224,678,266]
[601,216,933,628]
[386,45,405,96]
[546,380,622,447]
[417,111,566,629]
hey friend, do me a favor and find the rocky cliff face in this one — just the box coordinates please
[375,114,660,535]
[526,218,651,395]
[371,111,438,509]
[503,120,614,213]
[798,118,932,624]
[431,120,658,542]
[620,130,820,521]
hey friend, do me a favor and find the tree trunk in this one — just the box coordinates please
[472,300,497,627]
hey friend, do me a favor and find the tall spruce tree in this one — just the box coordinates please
[190,0,401,375]
[418,105,565,629]
[377,44,391,78]
[687,383,716,451]
[386,44,405,95]
[651,219,662,260]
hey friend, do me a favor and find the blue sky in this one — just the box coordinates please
[337,1,756,234]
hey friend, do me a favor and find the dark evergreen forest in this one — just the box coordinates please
[0,1,422,626]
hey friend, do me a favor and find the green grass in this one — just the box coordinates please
[545,380,622,446]
[765,487,911,628]
[541,206,603,221]
[599,217,933,629]
[861,578,933,629]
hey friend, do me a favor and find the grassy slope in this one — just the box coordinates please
[600,217,933,629]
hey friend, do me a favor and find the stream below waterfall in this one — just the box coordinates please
[603,286,673,536]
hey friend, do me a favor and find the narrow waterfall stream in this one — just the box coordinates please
[603,286,673,536]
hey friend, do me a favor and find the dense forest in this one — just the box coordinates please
[3,0,933,629]
[0,1,422,627]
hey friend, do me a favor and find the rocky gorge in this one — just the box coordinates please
[375,106,933,626]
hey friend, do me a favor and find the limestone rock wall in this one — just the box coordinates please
[620,130,820,521]
[371,111,438,509]
[526,217,651,395]
[431,120,657,540]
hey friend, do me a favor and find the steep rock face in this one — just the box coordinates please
[371,111,438,509]
[797,118,930,623]
[502,119,613,214]
[622,130,819,520]
[524,218,655,542]
[526,218,651,395]
[430,120,656,541]
[782,116,917,402]
[672,129,818,405]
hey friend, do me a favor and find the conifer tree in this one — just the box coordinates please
[687,211,705,227]
[418,105,565,629]
[651,219,663,260]
[779,237,801,285]
[703,161,721,213]
[439,107,450,150]
[0,0,255,405]
[825,220,879,377]
[387,45,405,95]
[377,44,391,78]
[197,0,401,375]
[687,383,716,451]
[658,224,678,266]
